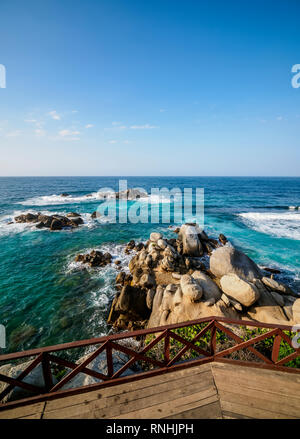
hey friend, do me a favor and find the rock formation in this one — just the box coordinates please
[14,212,84,230]
[107,223,300,330]
[75,250,112,267]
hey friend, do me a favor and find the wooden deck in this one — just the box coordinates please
[1,362,300,419]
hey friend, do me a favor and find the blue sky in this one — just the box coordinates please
[0,0,300,176]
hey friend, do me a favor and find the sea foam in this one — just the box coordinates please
[238,211,300,240]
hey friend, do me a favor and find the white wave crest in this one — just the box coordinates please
[19,190,175,207]
[238,211,300,240]
[19,192,108,206]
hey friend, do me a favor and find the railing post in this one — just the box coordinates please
[272,334,282,363]
[164,330,170,365]
[42,352,53,392]
[210,322,217,356]
[106,343,114,378]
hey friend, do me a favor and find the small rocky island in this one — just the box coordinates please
[14,212,84,230]
[106,224,300,330]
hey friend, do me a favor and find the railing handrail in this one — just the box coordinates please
[0,315,299,411]
[0,315,297,362]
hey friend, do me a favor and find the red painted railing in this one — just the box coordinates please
[0,316,299,410]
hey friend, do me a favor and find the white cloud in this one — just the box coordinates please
[112,121,122,126]
[6,130,21,137]
[123,140,131,144]
[85,124,94,128]
[276,116,283,121]
[34,129,46,137]
[24,119,37,123]
[59,129,80,137]
[49,110,61,120]
[109,140,117,144]
[130,124,158,130]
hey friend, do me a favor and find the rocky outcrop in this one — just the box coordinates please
[107,225,299,331]
[178,224,203,256]
[107,284,150,330]
[75,250,112,267]
[210,245,262,281]
[14,212,84,230]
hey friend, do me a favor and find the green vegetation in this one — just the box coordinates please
[142,323,300,369]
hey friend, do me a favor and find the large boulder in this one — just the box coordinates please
[210,245,262,281]
[180,275,203,302]
[178,224,203,257]
[192,271,222,301]
[247,279,290,325]
[220,274,260,307]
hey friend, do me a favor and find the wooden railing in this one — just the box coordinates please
[0,316,299,410]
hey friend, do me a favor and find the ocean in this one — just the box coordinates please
[0,176,299,354]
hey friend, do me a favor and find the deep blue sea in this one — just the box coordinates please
[0,177,300,354]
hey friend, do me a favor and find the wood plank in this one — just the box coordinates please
[0,402,45,419]
[44,363,212,411]
[165,401,222,419]
[218,389,300,418]
[105,370,214,407]
[212,368,300,399]
[44,380,216,419]
[220,400,298,419]
[212,362,300,384]
[114,391,219,419]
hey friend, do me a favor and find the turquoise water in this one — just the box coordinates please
[0,177,300,354]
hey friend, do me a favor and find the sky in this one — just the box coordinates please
[0,0,300,176]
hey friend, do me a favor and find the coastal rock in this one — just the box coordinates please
[247,280,290,325]
[66,212,81,217]
[210,245,262,281]
[180,275,202,302]
[147,284,239,328]
[14,212,84,230]
[261,277,298,297]
[220,274,260,307]
[178,224,203,257]
[292,299,300,323]
[107,285,150,330]
[191,271,222,301]
[0,360,57,403]
[75,250,112,267]
[219,234,228,245]
[150,232,162,242]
